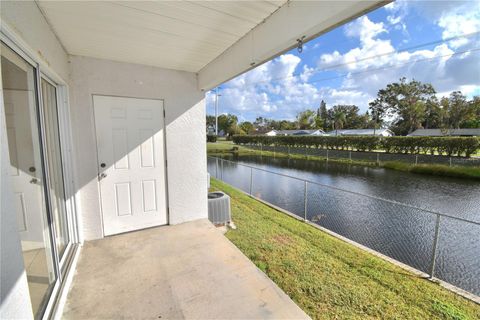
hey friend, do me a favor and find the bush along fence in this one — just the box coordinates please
[207,134,217,143]
[232,135,480,158]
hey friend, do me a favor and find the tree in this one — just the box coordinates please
[239,121,254,134]
[217,114,238,136]
[332,110,346,135]
[327,105,366,129]
[296,109,317,129]
[463,96,480,128]
[206,115,216,133]
[278,120,297,130]
[317,100,329,130]
[369,77,436,135]
[422,98,442,129]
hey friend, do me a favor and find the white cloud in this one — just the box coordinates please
[208,1,480,121]
[209,54,322,120]
[316,12,479,112]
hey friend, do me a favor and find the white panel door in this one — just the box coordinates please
[93,95,167,236]
[4,89,46,249]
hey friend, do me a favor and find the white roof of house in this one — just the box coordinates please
[271,129,325,135]
[407,129,480,136]
[35,1,387,89]
[326,129,393,136]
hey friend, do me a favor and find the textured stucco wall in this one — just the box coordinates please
[69,56,208,240]
[0,1,70,81]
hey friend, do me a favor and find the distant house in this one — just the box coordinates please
[407,128,480,137]
[206,124,216,135]
[266,129,325,136]
[325,129,394,137]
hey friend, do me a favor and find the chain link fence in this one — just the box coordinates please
[208,156,480,296]
[242,144,480,167]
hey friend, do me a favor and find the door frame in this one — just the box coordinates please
[91,94,170,236]
[1,23,81,320]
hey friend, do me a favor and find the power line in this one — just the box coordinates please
[238,31,479,86]
[239,47,480,89]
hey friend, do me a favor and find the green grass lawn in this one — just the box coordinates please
[211,179,480,319]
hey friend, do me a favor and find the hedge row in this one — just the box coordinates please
[207,135,217,142]
[232,135,480,157]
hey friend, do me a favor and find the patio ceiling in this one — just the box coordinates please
[37,1,287,72]
[36,0,389,89]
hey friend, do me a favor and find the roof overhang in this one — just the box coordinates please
[36,0,390,90]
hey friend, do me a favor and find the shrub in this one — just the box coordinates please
[207,135,217,143]
[232,135,480,157]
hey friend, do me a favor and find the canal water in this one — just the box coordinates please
[207,155,480,296]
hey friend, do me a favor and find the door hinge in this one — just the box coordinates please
[163,109,166,117]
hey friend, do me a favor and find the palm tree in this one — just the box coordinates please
[332,111,346,136]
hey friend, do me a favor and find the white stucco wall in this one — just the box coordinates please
[1,2,69,318]
[69,56,208,240]
[0,1,70,81]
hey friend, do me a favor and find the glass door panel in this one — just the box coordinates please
[41,79,69,259]
[1,43,57,318]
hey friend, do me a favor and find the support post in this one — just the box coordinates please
[429,215,441,279]
[304,181,308,221]
[249,167,253,195]
[221,159,224,180]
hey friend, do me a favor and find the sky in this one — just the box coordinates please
[205,0,480,122]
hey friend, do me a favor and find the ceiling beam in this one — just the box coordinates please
[197,0,390,91]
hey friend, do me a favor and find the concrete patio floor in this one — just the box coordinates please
[62,219,309,319]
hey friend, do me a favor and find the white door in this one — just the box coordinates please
[4,89,46,250]
[93,95,167,236]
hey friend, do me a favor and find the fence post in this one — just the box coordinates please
[215,158,218,178]
[376,153,380,165]
[249,167,253,195]
[326,149,329,162]
[273,144,276,158]
[261,143,263,156]
[303,181,308,221]
[449,157,452,167]
[221,159,224,180]
[349,151,352,162]
[429,214,441,279]
[415,155,418,165]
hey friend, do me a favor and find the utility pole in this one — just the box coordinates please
[214,87,221,136]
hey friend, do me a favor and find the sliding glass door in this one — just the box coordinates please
[1,42,72,319]
[41,78,69,260]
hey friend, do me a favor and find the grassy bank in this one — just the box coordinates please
[207,142,480,180]
[383,162,480,179]
[211,178,480,319]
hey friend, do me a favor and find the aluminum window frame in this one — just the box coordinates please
[1,24,80,320]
